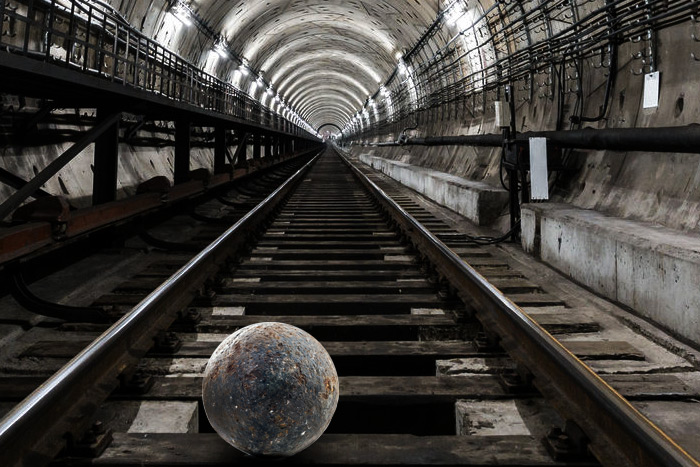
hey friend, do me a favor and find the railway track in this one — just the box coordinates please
[0,148,699,466]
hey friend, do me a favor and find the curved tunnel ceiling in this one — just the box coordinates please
[162,0,440,131]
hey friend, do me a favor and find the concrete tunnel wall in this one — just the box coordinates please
[4,0,697,230]
[2,1,700,342]
[0,0,439,206]
[350,21,700,233]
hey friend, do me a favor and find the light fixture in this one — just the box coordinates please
[171,1,193,26]
[213,36,229,59]
[207,50,220,67]
[445,1,472,32]
[398,58,408,76]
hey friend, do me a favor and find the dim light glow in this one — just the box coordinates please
[171,2,193,26]
[213,38,229,59]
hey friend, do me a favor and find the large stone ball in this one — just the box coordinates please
[202,322,339,456]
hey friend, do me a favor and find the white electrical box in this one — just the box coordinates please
[494,101,511,128]
[529,137,549,200]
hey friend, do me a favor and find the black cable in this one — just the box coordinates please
[570,37,618,124]
[350,0,697,138]
[447,220,521,246]
[499,153,509,190]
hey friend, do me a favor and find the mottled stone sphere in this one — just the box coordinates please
[202,322,339,457]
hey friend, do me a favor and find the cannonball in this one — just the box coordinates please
[202,322,339,457]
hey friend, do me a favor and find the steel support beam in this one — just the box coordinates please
[0,168,50,199]
[253,133,261,160]
[234,133,250,168]
[268,135,275,160]
[0,112,122,221]
[92,108,121,205]
[174,119,191,184]
[265,134,273,159]
[17,102,55,133]
[214,126,227,174]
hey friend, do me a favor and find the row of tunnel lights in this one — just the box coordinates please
[169,1,319,137]
[173,0,473,137]
[344,55,410,135]
[343,0,476,136]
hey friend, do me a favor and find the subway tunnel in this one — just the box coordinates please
[1,0,700,465]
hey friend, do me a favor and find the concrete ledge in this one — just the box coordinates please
[522,203,700,345]
[360,154,508,225]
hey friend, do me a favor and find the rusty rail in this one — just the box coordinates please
[0,149,322,466]
[340,148,699,467]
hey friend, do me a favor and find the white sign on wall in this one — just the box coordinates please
[643,71,660,109]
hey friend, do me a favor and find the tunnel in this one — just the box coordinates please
[1,0,700,466]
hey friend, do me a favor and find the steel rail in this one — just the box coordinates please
[339,148,699,467]
[0,150,322,467]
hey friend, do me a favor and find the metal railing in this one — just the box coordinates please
[0,0,309,137]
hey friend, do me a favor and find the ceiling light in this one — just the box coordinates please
[171,1,192,26]
[398,58,408,76]
[213,36,228,59]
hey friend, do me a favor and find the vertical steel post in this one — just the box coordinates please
[265,134,273,159]
[281,138,288,158]
[92,109,120,205]
[174,119,191,184]
[273,136,280,159]
[505,84,520,242]
[253,133,261,160]
[214,126,227,174]
[234,133,250,169]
